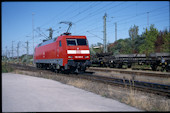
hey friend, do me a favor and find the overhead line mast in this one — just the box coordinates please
[32,13,35,54]
[147,12,149,29]
[47,27,55,39]
[103,13,107,53]
[115,22,117,42]
[25,41,29,65]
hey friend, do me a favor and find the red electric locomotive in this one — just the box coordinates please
[34,33,91,73]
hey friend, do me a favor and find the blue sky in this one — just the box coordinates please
[2,1,169,56]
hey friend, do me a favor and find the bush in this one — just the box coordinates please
[2,62,13,73]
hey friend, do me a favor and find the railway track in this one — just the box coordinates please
[88,67,170,78]
[78,73,170,97]
[9,63,170,97]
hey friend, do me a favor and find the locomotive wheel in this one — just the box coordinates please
[110,64,115,68]
[36,63,39,68]
[60,67,69,74]
[49,64,56,72]
[38,63,43,69]
[54,69,60,73]
[161,65,165,72]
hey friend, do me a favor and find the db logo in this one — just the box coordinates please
[76,50,81,54]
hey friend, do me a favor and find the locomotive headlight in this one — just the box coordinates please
[68,56,73,58]
[85,56,89,58]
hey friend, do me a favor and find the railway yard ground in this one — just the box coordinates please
[2,63,170,111]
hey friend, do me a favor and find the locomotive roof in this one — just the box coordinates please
[37,37,58,47]
[36,35,87,47]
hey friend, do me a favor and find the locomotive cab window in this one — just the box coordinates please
[77,39,87,45]
[66,38,87,46]
[67,39,76,46]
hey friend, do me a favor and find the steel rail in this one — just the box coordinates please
[81,73,170,97]
[88,67,170,78]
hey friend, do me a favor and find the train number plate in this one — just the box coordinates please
[75,56,83,58]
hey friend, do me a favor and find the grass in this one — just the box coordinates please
[2,62,13,73]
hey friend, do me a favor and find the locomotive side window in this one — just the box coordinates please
[77,39,87,45]
[67,39,76,46]
[59,40,62,47]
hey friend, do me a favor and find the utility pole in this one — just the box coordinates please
[11,41,14,61]
[103,13,107,53]
[115,22,117,42]
[25,41,29,65]
[8,51,10,61]
[5,46,8,62]
[32,13,35,54]
[147,12,149,29]
[17,42,20,63]
[169,1,170,32]
[5,46,8,58]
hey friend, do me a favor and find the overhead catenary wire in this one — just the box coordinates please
[82,4,169,36]
[39,2,77,28]
[74,2,126,24]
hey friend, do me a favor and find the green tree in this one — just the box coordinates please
[120,38,132,54]
[139,24,159,55]
[129,25,139,40]
[133,35,145,53]
[109,39,132,54]
[129,25,139,53]
[162,30,170,52]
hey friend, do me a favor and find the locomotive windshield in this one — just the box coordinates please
[77,39,87,45]
[67,39,76,46]
[67,38,87,46]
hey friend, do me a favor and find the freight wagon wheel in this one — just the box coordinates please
[161,64,166,72]
[81,69,86,73]
[105,63,109,67]
[117,63,123,68]
[166,66,170,72]
[127,63,132,68]
[151,64,157,71]
[110,63,115,68]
